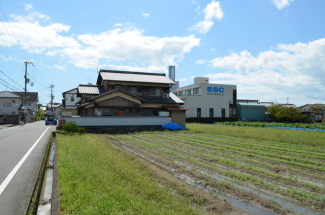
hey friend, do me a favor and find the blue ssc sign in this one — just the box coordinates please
[207,87,225,93]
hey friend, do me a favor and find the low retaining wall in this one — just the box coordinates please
[58,116,172,132]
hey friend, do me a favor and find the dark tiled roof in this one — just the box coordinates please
[141,93,184,104]
[78,85,105,95]
[87,88,145,102]
[98,70,175,84]
[12,92,38,102]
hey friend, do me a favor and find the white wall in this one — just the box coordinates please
[58,116,171,126]
[64,89,80,107]
[0,98,22,115]
[176,83,236,118]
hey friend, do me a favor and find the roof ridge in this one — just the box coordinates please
[99,69,166,76]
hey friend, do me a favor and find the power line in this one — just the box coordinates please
[0,77,21,91]
[0,6,30,61]
[0,70,24,90]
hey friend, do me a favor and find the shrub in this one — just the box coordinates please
[62,122,79,133]
[78,127,86,135]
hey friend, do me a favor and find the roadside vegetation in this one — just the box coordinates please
[215,121,325,130]
[58,134,213,215]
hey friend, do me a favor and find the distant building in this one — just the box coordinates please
[174,77,237,118]
[61,88,80,116]
[12,92,38,115]
[0,91,22,115]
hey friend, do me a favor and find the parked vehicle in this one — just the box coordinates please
[45,114,57,125]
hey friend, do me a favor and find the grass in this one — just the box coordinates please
[186,123,325,147]
[58,134,208,215]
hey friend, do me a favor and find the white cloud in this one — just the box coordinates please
[64,28,200,70]
[205,39,325,105]
[142,13,150,18]
[24,4,33,11]
[190,21,214,34]
[190,1,223,34]
[272,0,294,10]
[204,1,224,21]
[179,78,188,82]
[54,64,66,72]
[114,23,123,27]
[196,59,206,64]
[0,8,200,73]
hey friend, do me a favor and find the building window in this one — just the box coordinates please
[193,88,200,95]
[233,89,237,105]
[229,108,236,118]
[209,108,214,118]
[130,87,142,94]
[185,89,191,95]
[178,91,183,96]
[150,88,162,96]
[197,108,201,118]
[3,102,11,107]
[27,103,31,106]
[12,100,15,103]
[71,95,74,102]
[102,108,111,116]
[222,108,226,118]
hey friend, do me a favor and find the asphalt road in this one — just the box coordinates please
[0,121,55,215]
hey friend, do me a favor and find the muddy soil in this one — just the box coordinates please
[108,133,325,215]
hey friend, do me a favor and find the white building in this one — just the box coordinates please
[61,88,80,116]
[175,77,237,118]
[0,91,22,115]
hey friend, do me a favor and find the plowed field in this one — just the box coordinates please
[109,132,325,215]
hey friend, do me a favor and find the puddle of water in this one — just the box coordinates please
[176,161,324,215]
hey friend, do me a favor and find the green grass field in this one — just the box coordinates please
[58,123,325,214]
[58,134,209,215]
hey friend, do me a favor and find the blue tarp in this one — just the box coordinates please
[162,123,186,131]
[268,126,325,132]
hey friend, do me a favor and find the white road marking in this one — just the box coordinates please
[0,126,51,195]
[0,126,19,132]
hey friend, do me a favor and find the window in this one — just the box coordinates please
[178,91,183,96]
[185,89,191,95]
[3,102,11,107]
[193,88,200,95]
[27,103,31,106]
[130,87,142,93]
[221,108,226,118]
[229,108,236,118]
[209,108,214,118]
[12,100,15,103]
[150,88,162,96]
[71,95,74,102]
[197,108,201,118]
[233,89,237,105]
[102,108,111,116]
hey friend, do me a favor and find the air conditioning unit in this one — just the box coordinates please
[163,93,169,99]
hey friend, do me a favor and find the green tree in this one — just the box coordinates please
[268,105,309,123]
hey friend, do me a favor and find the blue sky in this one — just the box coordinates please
[0,0,324,106]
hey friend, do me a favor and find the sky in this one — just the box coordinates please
[0,0,324,106]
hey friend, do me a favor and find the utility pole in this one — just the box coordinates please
[24,61,34,123]
[49,83,55,113]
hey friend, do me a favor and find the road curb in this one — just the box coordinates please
[51,133,60,215]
